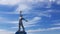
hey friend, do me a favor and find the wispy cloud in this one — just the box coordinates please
[0,17,8,22]
[0,29,13,34]
[0,0,20,5]
[0,16,41,28]
[0,0,52,5]
[53,23,60,26]
[26,27,60,34]
[11,17,41,29]
[27,27,60,33]
[0,0,60,34]
[0,0,53,18]
[0,27,60,34]
[55,0,60,5]
[51,20,60,26]
[0,0,53,11]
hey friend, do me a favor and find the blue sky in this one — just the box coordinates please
[0,0,60,34]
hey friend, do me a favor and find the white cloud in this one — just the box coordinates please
[0,29,14,34]
[0,0,31,11]
[10,17,41,29]
[26,27,60,34]
[0,10,52,18]
[0,27,60,34]
[0,11,30,14]
[27,28,41,33]
[0,17,9,22]
[24,17,41,25]
[0,17,5,21]
[51,20,60,26]
[49,0,56,2]
[0,16,41,28]
[53,23,60,25]
[0,0,53,11]
[0,0,53,15]
[48,27,60,30]
[15,4,31,12]
[38,13,51,17]
[37,10,52,17]
[27,27,60,33]
[46,27,60,30]
[0,16,17,23]
[0,0,22,5]
[56,0,60,5]
[0,0,45,5]
[49,0,60,5]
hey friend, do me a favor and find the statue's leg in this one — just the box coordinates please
[19,23,21,31]
[22,24,25,31]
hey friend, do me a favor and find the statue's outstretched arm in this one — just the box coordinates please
[22,18,28,22]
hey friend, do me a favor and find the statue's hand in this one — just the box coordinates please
[22,18,28,22]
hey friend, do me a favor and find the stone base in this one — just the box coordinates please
[15,31,27,34]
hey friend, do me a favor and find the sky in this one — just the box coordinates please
[0,0,60,34]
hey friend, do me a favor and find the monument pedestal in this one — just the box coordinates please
[15,31,27,34]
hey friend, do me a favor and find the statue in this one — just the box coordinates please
[15,11,28,34]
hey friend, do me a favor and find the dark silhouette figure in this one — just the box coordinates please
[15,11,27,34]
